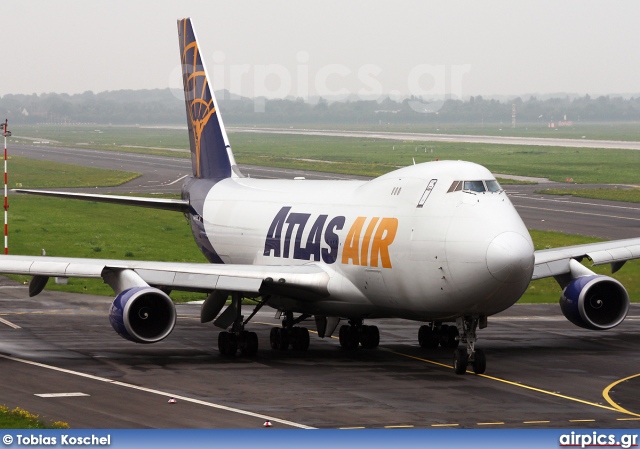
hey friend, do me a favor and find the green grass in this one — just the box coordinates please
[4,196,639,304]
[8,155,140,189]
[521,230,640,303]
[495,177,537,186]
[0,405,69,429]
[7,195,208,302]
[536,188,640,203]
[229,133,640,184]
[11,125,640,184]
[277,121,640,141]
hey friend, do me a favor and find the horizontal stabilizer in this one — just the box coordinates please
[14,189,190,213]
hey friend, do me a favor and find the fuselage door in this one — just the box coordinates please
[417,179,437,208]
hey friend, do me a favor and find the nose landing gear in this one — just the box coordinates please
[452,315,486,375]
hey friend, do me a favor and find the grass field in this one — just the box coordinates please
[5,195,639,304]
[280,122,640,142]
[7,195,208,302]
[11,125,640,185]
[229,133,640,184]
[9,155,140,188]
[536,188,640,203]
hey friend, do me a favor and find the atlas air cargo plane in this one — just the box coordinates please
[2,18,639,375]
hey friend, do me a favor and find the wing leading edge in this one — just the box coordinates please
[0,255,330,300]
[533,237,640,280]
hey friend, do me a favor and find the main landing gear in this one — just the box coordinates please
[418,316,487,375]
[338,319,380,350]
[269,311,311,351]
[217,293,261,357]
[418,323,460,350]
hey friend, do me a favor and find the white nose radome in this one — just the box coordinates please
[486,232,534,283]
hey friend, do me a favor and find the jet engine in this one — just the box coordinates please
[559,275,629,330]
[109,286,176,343]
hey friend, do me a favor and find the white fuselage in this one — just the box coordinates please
[199,160,535,322]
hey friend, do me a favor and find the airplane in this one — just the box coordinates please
[1,18,639,375]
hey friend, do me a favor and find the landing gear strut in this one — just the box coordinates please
[269,311,311,351]
[338,319,380,350]
[217,293,260,357]
[452,315,486,375]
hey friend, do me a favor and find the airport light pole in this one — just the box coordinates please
[3,119,10,254]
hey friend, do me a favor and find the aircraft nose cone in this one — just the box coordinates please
[486,232,534,283]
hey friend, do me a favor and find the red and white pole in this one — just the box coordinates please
[3,119,9,255]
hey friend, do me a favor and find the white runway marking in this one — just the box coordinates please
[35,392,90,398]
[0,354,314,429]
[513,194,640,211]
[514,205,640,221]
[0,316,21,329]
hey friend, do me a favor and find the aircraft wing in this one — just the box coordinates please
[533,237,640,280]
[14,189,190,213]
[0,255,330,300]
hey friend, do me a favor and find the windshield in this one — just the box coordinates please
[485,180,502,192]
[463,181,486,192]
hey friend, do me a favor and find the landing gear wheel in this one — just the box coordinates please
[418,325,439,349]
[339,325,359,350]
[472,349,486,375]
[274,328,290,350]
[453,348,468,375]
[446,325,460,349]
[290,327,310,351]
[269,327,278,349]
[218,331,238,357]
[241,331,259,356]
[359,325,380,349]
[440,325,459,349]
[438,324,450,347]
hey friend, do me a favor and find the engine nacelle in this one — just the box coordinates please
[109,287,176,343]
[560,275,629,330]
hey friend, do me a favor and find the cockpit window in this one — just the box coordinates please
[485,180,502,192]
[447,179,503,193]
[447,181,461,193]
[463,180,485,192]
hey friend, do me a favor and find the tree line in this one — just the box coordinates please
[1,89,640,125]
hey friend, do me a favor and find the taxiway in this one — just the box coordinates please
[1,278,639,429]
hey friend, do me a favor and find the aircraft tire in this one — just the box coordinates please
[472,349,486,375]
[298,327,310,350]
[242,331,259,356]
[218,331,238,357]
[453,348,468,375]
[269,327,278,349]
[418,325,438,349]
[339,325,359,350]
[277,328,290,350]
[360,325,380,349]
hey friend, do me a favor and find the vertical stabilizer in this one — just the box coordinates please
[178,18,242,179]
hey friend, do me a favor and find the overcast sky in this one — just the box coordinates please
[1,0,639,100]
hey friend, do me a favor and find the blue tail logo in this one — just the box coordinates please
[178,18,241,179]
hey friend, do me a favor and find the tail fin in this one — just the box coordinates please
[177,18,242,179]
